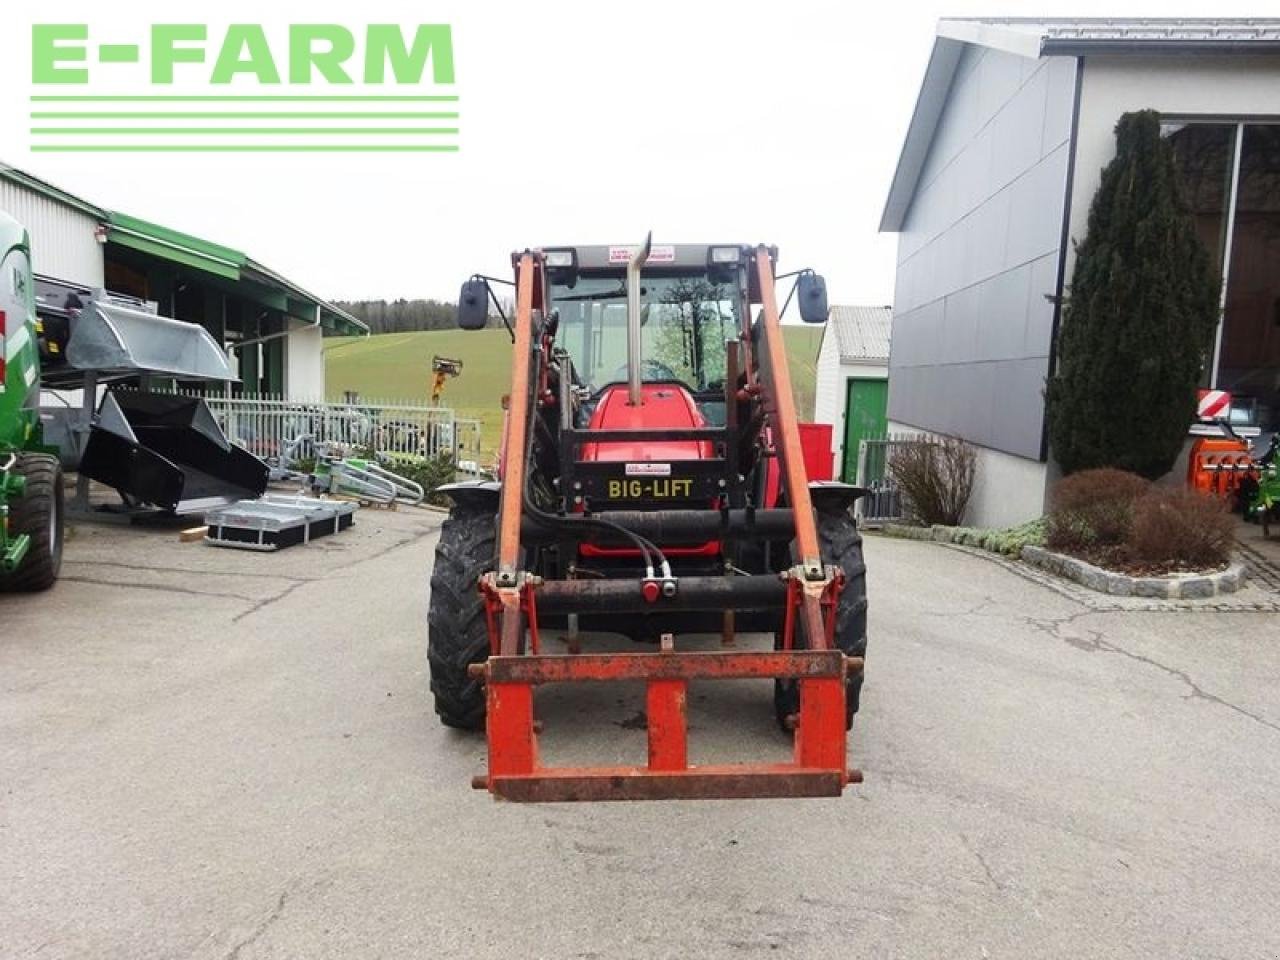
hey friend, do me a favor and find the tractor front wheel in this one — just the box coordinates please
[774,503,868,731]
[427,505,495,730]
[0,453,64,593]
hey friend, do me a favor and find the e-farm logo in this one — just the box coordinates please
[29,24,458,153]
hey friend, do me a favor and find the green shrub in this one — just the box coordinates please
[1046,468,1150,551]
[982,518,1047,556]
[383,452,459,507]
[1127,488,1235,570]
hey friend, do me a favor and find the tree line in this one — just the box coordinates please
[332,298,457,334]
[333,298,512,334]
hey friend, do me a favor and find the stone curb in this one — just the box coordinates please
[1020,545,1247,598]
[878,522,1250,599]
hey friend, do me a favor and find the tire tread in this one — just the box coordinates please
[426,507,496,729]
[0,453,62,593]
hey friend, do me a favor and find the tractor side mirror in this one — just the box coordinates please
[798,272,828,324]
[456,279,489,330]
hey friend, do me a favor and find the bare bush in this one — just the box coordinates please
[888,436,976,526]
[1046,468,1150,551]
[1127,488,1235,570]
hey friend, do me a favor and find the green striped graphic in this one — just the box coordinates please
[28,95,463,152]
[31,95,459,102]
[31,144,461,153]
[31,112,459,119]
[32,127,459,135]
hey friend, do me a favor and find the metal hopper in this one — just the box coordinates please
[79,391,268,514]
[65,293,238,383]
[43,290,270,514]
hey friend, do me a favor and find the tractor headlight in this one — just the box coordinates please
[543,248,576,269]
[709,246,742,265]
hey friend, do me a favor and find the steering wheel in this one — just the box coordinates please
[611,359,682,383]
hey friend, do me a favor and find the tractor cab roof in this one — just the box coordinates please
[516,243,778,272]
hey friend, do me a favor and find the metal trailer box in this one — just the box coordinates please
[203,494,356,551]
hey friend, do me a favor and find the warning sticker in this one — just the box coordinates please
[1197,389,1232,420]
[608,245,676,265]
[625,462,672,476]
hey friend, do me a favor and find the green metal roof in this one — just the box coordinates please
[107,212,246,282]
[104,212,365,335]
[244,258,365,333]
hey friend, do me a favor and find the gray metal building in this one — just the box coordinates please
[880,18,1280,527]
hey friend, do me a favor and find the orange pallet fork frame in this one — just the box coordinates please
[474,246,855,802]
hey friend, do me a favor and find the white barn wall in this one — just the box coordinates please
[813,329,842,455]
[0,181,103,288]
[965,442,1050,528]
[286,323,325,399]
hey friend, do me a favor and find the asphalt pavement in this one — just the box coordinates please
[2,505,1279,959]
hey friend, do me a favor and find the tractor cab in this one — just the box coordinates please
[547,244,748,429]
[544,243,825,424]
[549,246,745,528]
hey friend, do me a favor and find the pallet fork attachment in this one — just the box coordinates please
[467,246,858,802]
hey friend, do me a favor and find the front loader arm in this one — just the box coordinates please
[493,251,544,657]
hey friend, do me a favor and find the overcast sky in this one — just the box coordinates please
[1,1,1271,307]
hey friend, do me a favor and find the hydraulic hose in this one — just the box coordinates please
[518,341,669,579]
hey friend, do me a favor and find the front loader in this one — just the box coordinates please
[429,239,867,801]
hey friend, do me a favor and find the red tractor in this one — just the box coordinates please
[430,238,867,801]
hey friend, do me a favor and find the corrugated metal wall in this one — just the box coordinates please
[0,180,104,288]
[887,47,1078,461]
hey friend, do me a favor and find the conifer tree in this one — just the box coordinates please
[1046,110,1221,478]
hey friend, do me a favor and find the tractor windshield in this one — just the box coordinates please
[552,273,740,392]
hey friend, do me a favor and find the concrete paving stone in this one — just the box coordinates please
[1178,576,1215,600]
[1133,578,1173,599]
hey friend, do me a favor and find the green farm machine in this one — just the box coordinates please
[0,211,62,590]
[2,205,274,589]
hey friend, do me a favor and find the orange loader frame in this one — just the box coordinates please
[471,248,861,802]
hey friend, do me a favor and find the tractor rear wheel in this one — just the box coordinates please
[0,453,64,593]
[427,505,495,730]
[773,503,868,731]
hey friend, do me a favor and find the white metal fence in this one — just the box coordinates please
[855,433,925,525]
[172,391,485,476]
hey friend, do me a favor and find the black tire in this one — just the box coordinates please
[427,505,496,729]
[774,503,868,731]
[0,453,64,593]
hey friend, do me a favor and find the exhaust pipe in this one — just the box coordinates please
[626,231,652,406]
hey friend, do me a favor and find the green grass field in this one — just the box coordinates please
[324,325,823,459]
